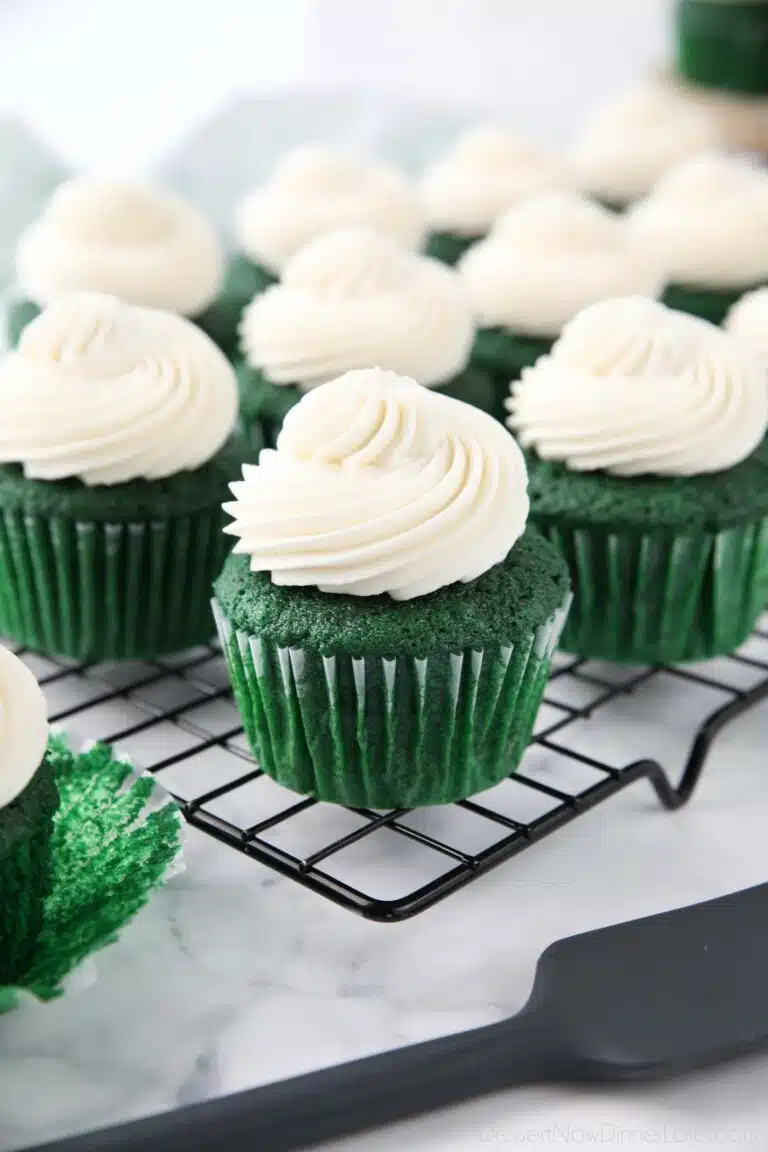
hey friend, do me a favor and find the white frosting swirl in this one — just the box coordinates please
[569,84,719,204]
[17,177,224,316]
[239,229,474,388]
[627,152,768,288]
[458,193,662,338]
[507,297,768,477]
[419,126,569,236]
[0,292,238,486]
[236,146,424,273]
[224,367,529,599]
[0,646,49,811]
[726,288,768,362]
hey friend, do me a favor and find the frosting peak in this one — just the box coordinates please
[458,192,661,337]
[224,367,529,600]
[0,292,238,486]
[569,84,719,203]
[239,228,474,388]
[507,296,768,477]
[419,125,569,236]
[627,152,768,288]
[17,176,224,315]
[0,646,49,810]
[236,146,424,273]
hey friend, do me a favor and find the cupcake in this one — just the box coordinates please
[569,83,720,212]
[507,296,768,664]
[222,145,425,356]
[676,0,768,97]
[628,151,768,325]
[419,126,569,266]
[0,291,251,661]
[8,176,226,351]
[725,286,768,359]
[459,192,662,413]
[235,227,495,447]
[213,368,571,809]
[0,645,58,987]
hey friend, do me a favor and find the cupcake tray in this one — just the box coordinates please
[10,612,768,924]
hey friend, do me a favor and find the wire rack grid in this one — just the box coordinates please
[9,612,768,923]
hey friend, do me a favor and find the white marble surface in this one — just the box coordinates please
[0,7,768,1146]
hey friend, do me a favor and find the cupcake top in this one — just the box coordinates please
[17,176,224,316]
[239,228,474,389]
[0,292,238,486]
[458,192,662,338]
[726,287,768,361]
[224,367,529,600]
[627,152,768,289]
[236,146,424,274]
[0,646,49,810]
[507,296,768,477]
[419,126,569,237]
[569,84,719,205]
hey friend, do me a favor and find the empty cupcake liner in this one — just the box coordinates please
[212,593,571,809]
[539,519,768,664]
[0,507,229,660]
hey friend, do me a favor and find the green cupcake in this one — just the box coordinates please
[214,367,570,809]
[628,152,768,325]
[0,291,254,661]
[677,0,768,96]
[7,175,230,354]
[0,646,58,987]
[236,227,497,447]
[419,126,569,266]
[459,192,662,420]
[507,296,768,664]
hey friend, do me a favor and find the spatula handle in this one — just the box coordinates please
[31,1011,557,1152]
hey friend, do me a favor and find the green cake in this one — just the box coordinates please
[470,328,555,420]
[508,296,768,664]
[424,230,480,267]
[662,281,766,327]
[214,367,571,809]
[677,0,768,95]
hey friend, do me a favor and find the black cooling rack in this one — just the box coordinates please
[9,614,768,923]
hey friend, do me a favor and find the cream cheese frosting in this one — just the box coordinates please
[569,84,719,204]
[726,288,768,362]
[0,292,238,486]
[627,152,768,288]
[17,176,224,316]
[0,645,49,811]
[458,192,662,338]
[239,228,474,388]
[224,367,529,599]
[419,126,569,237]
[236,146,424,274]
[507,296,768,477]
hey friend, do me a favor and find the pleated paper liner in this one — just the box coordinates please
[676,0,768,97]
[212,593,571,809]
[0,758,58,986]
[0,734,182,1012]
[539,520,768,664]
[0,507,231,661]
[424,230,480,267]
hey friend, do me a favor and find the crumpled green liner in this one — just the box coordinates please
[0,733,182,1011]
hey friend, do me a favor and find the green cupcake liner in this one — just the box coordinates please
[537,518,768,663]
[471,328,555,422]
[425,230,482,266]
[0,756,58,987]
[212,593,570,809]
[662,282,763,326]
[677,0,768,95]
[1,734,182,1008]
[0,507,229,660]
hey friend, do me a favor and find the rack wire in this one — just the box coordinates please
[10,613,768,923]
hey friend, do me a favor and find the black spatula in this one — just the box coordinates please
[28,882,768,1152]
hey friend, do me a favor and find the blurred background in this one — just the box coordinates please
[0,0,670,168]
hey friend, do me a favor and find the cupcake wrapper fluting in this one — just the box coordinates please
[0,509,228,660]
[676,0,768,96]
[539,519,768,664]
[212,593,571,809]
